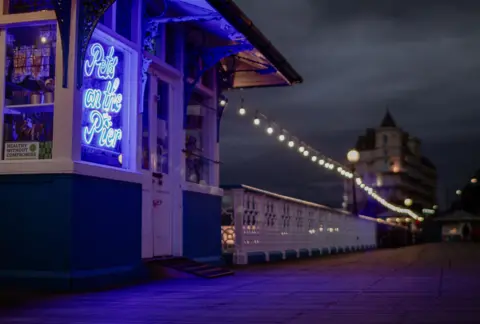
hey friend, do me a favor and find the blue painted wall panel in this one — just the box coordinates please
[0,173,142,291]
[182,191,222,260]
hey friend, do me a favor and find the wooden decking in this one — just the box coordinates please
[2,243,480,323]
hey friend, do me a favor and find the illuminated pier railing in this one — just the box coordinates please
[221,185,407,265]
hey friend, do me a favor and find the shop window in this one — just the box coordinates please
[80,38,131,169]
[115,0,132,41]
[185,93,213,184]
[2,24,56,161]
[5,0,53,14]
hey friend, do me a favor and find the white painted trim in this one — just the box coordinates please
[182,181,223,196]
[95,22,140,54]
[0,159,74,174]
[0,158,143,184]
[0,11,56,27]
[73,161,143,184]
[144,51,183,81]
[53,5,78,161]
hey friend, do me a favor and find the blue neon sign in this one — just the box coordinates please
[81,42,124,165]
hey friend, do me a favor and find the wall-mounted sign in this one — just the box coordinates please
[4,142,39,160]
[81,41,125,168]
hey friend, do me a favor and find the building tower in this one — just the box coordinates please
[344,110,437,220]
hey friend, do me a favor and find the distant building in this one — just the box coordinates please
[344,110,437,220]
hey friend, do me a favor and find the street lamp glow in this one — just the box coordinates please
[456,190,462,196]
[347,149,360,163]
[404,198,413,207]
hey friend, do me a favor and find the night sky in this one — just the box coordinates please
[220,0,480,208]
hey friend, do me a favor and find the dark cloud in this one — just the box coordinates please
[220,0,480,207]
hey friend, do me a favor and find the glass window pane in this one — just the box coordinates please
[185,93,211,184]
[3,24,56,161]
[80,39,129,169]
[156,80,168,174]
[115,0,132,41]
[5,0,54,14]
[141,75,150,170]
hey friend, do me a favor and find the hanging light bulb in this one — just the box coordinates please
[266,126,274,134]
[238,97,246,115]
[253,111,260,126]
[311,156,317,162]
[278,134,286,142]
[219,95,228,107]
[298,146,305,153]
[288,140,294,148]
[303,150,309,157]
[319,159,325,165]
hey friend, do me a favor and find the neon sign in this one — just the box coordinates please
[82,42,123,153]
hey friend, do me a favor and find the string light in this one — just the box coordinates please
[237,100,421,221]
[238,97,246,115]
[253,111,260,126]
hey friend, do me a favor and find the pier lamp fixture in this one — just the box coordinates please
[404,198,413,207]
[347,149,360,217]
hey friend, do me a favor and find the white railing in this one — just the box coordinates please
[221,184,403,264]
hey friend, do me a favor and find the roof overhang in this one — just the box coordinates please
[162,0,303,89]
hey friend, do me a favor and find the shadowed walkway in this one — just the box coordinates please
[2,243,480,323]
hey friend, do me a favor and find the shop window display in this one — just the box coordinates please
[2,24,56,160]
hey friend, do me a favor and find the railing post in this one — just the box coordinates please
[256,195,266,260]
[232,188,246,264]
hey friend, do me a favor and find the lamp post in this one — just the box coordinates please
[347,149,360,217]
